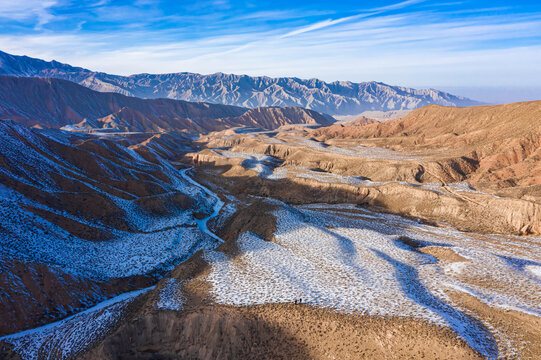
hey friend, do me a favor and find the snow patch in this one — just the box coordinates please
[204,203,541,359]
[1,287,153,360]
[157,279,185,311]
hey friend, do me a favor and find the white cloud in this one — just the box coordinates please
[91,0,110,7]
[0,0,58,28]
[0,1,540,99]
[279,15,364,38]
[372,0,427,12]
[235,9,332,21]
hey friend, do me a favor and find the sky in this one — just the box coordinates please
[0,0,540,103]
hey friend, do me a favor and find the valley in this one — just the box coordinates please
[1,98,540,359]
[0,53,539,359]
[1,0,540,357]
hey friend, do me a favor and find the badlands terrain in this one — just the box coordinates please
[0,70,539,359]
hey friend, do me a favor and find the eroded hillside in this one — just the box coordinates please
[1,100,540,360]
[0,121,221,336]
[313,101,541,190]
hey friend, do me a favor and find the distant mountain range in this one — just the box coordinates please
[0,50,481,115]
[0,76,333,133]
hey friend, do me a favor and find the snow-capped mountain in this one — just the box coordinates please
[0,50,481,115]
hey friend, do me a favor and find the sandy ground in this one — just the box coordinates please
[87,303,484,360]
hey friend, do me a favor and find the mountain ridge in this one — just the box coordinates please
[313,100,541,189]
[0,75,333,133]
[0,50,482,115]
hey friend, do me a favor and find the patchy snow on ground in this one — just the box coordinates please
[0,135,226,279]
[293,167,381,186]
[0,287,153,360]
[526,265,541,279]
[178,168,225,244]
[289,137,430,161]
[0,191,216,279]
[157,279,186,311]
[0,163,223,280]
[208,200,237,232]
[0,123,234,358]
[212,150,282,179]
[0,152,231,359]
[403,181,501,198]
[204,201,541,359]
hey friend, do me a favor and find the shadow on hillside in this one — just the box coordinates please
[84,306,314,360]
[373,249,498,359]
[185,164,499,358]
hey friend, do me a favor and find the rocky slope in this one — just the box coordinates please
[229,106,333,129]
[0,50,480,115]
[1,52,540,360]
[186,138,541,235]
[0,120,218,335]
[1,110,540,360]
[313,101,541,189]
[0,76,333,133]
[82,192,540,360]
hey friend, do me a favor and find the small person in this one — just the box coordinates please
[294,299,297,305]
[299,298,302,304]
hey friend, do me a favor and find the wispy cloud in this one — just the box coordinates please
[371,0,426,12]
[0,0,59,28]
[0,0,540,100]
[279,0,427,39]
[280,14,366,38]
[235,9,333,21]
[91,0,110,7]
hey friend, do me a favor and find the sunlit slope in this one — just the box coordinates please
[314,101,541,188]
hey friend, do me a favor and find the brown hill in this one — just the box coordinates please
[314,101,541,188]
[0,76,334,133]
[316,116,379,138]
[0,120,200,335]
[347,101,541,146]
[349,115,380,126]
[230,106,334,128]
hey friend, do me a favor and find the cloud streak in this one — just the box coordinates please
[0,0,540,102]
[372,0,427,12]
[280,14,365,38]
[0,0,59,28]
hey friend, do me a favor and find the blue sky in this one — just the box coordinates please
[0,0,540,103]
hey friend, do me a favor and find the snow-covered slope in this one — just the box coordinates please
[0,50,481,115]
[0,287,154,360]
[204,201,541,359]
[0,120,220,335]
